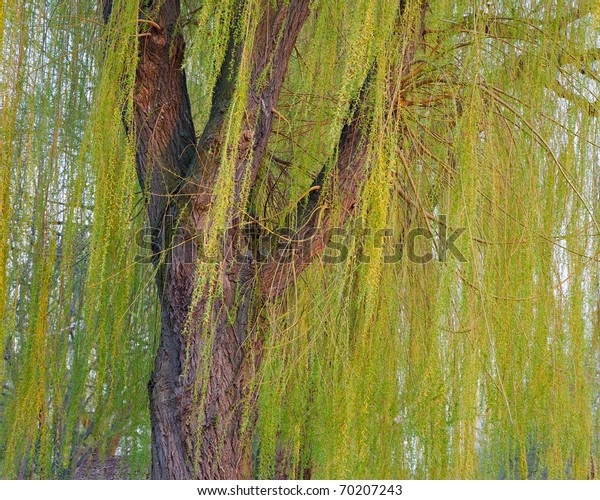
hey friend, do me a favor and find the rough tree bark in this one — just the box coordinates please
[102,0,421,480]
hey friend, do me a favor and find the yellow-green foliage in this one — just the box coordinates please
[1,0,599,479]
[254,0,600,479]
[0,0,157,478]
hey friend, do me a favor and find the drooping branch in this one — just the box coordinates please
[549,79,598,117]
[101,0,313,480]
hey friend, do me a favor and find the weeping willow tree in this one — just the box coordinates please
[1,0,599,480]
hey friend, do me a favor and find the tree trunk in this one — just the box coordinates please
[102,0,420,480]
[148,244,263,479]
[110,0,312,479]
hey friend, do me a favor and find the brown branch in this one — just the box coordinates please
[258,0,428,299]
[243,0,312,190]
[105,0,309,239]
[258,76,372,299]
[183,0,311,219]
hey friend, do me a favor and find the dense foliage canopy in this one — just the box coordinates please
[0,0,599,479]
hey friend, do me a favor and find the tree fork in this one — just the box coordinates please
[102,0,419,479]
[103,0,313,479]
